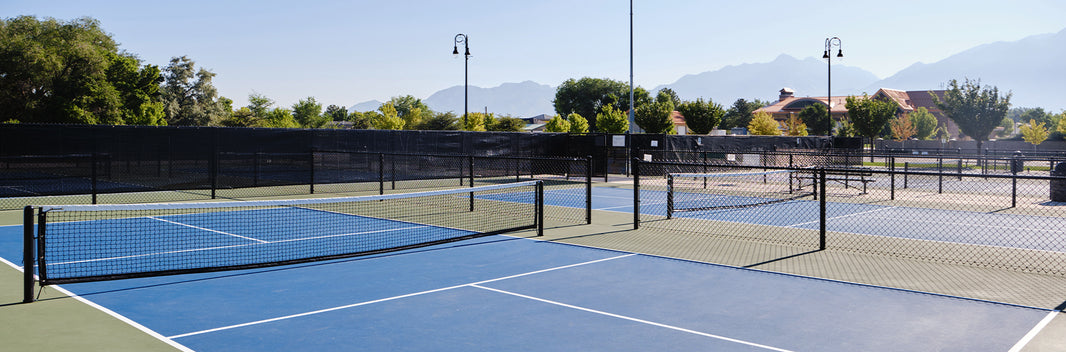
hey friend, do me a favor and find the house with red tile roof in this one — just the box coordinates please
[754,88,958,138]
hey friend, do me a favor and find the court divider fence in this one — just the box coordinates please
[633,157,1066,278]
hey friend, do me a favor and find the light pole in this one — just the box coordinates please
[453,34,470,129]
[823,37,842,137]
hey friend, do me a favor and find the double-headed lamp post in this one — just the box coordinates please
[453,34,470,129]
[823,37,843,137]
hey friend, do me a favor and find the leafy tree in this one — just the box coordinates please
[567,113,589,134]
[596,105,629,134]
[908,107,939,140]
[635,90,676,134]
[489,116,526,132]
[798,103,829,136]
[845,94,898,144]
[0,16,167,125]
[1019,107,1054,127]
[1019,119,1049,146]
[1056,113,1066,136]
[675,98,723,135]
[932,78,1011,149]
[219,107,256,127]
[161,56,227,126]
[836,119,858,137]
[261,108,299,128]
[721,99,768,131]
[657,87,681,108]
[553,77,650,132]
[372,103,405,130]
[996,117,1015,138]
[460,112,486,131]
[747,112,780,135]
[292,97,328,128]
[783,114,808,136]
[890,115,916,141]
[387,95,431,130]
[324,105,348,121]
[544,115,570,133]
[247,93,273,118]
[347,110,376,129]
[418,111,459,130]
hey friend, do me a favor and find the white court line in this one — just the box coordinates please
[0,256,195,352]
[149,216,269,243]
[167,254,634,339]
[595,201,665,211]
[471,284,793,352]
[1008,310,1062,352]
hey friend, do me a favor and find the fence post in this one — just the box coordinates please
[536,181,544,237]
[378,153,385,195]
[586,156,593,224]
[91,152,98,204]
[890,156,895,200]
[309,149,315,194]
[666,174,674,220]
[23,206,34,303]
[468,155,475,212]
[633,157,640,230]
[819,168,827,250]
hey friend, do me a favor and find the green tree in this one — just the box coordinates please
[324,105,348,121]
[292,97,328,128]
[1056,113,1066,136]
[932,79,1011,149]
[247,93,273,118]
[890,114,916,141]
[747,111,781,135]
[596,105,629,134]
[418,111,459,130]
[657,87,681,108]
[387,95,431,130]
[837,119,858,137]
[347,110,376,129]
[846,94,898,144]
[1019,119,1049,146]
[908,107,939,140]
[161,56,227,126]
[783,114,808,136]
[219,107,256,127]
[372,103,405,130]
[462,111,486,131]
[0,16,168,125]
[261,108,299,128]
[675,98,724,135]
[553,77,650,132]
[635,90,676,134]
[567,113,589,134]
[489,116,526,132]
[544,115,570,133]
[721,98,768,131]
[798,103,830,136]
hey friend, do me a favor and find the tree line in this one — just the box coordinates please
[4,16,1063,145]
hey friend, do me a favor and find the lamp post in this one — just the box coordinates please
[823,37,842,137]
[453,34,470,129]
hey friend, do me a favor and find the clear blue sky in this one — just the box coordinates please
[4,0,1065,110]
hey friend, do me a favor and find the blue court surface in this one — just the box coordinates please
[0,223,1055,351]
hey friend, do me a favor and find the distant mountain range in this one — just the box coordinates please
[350,27,1066,116]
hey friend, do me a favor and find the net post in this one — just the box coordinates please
[586,156,593,224]
[536,181,545,236]
[633,157,640,229]
[35,210,47,288]
[666,174,674,219]
[468,155,475,212]
[378,153,385,195]
[819,168,827,250]
[23,206,34,303]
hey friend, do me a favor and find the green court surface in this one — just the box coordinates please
[2,182,1065,351]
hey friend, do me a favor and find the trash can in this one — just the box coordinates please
[1010,151,1024,174]
[1051,162,1066,202]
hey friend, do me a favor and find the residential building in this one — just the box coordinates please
[755,88,956,138]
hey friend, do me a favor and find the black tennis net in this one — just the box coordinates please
[666,170,815,219]
[25,181,543,292]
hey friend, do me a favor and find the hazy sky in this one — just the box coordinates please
[4,0,1065,109]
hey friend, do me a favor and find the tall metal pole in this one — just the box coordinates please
[823,37,842,137]
[628,0,634,133]
[454,34,470,129]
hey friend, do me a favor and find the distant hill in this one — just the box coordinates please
[656,54,881,104]
[863,28,1066,110]
[422,81,556,117]
[348,100,383,112]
